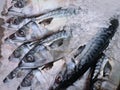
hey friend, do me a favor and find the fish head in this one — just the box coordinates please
[19,45,49,68]
[49,64,67,90]
[6,16,25,25]
[5,22,40,43]
[9,41,37,62]
[2,0,30,16]
[5,26,29,43]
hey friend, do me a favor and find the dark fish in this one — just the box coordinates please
[90,54,112,90]
[49,18,119,90]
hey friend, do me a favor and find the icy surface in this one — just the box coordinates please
[0,0,120,90]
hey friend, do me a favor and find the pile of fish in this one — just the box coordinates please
[1,0,120,90]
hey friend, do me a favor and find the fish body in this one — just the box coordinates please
[19,30,72,69]
[4,7,80,43]
[5,7,80,28]
[35,7,81,22]
[2,0,73,16]
[50,19,119,90]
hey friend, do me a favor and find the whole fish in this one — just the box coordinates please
[4,7,80,29]
[4,7,80,43]
[49,18,119,90]
[19,30,72,69]
[2,0,74,17]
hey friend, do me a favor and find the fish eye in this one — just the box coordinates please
[55,75,62,84]
[26,55,34,62]
[16,29,25,37]
[8,71,16,79]
[13,17,23,25]
[14,1,25,8]
[13,50,21,58]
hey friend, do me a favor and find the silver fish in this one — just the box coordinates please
[3,67,31,83]
[17,59,65,90]
[4,7,79,43]
[19,30,72,69]
[14,45,84,89]
[9,40,39,62]
[5,16,31,29]
[3,0,75,17]
[4,21,52,43]
[4,7,80,30]
[49,45,86,90]
[17,69,39,90]
[3,30,72,84]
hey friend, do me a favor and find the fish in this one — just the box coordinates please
[3,67,31,83]
[8,26,72,62]
[35,7,81,22]
[4,7,80,43]
[49,18,119,90]
[2,0,75,17]
[90,54,112,90]
[19,30,72,69]
[17,70,35,90]
[8,40,39,62]
[91,54,111,81]
[4,21,48,43]
[4,7,80,30]
[17,59,65,90]
[5,16,31,29]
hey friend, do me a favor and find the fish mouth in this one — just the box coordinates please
[7,6,25,16]
[4,37,16,44]
[3,67,21,83]
[8,55,20,62]
[4,36,26,43]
